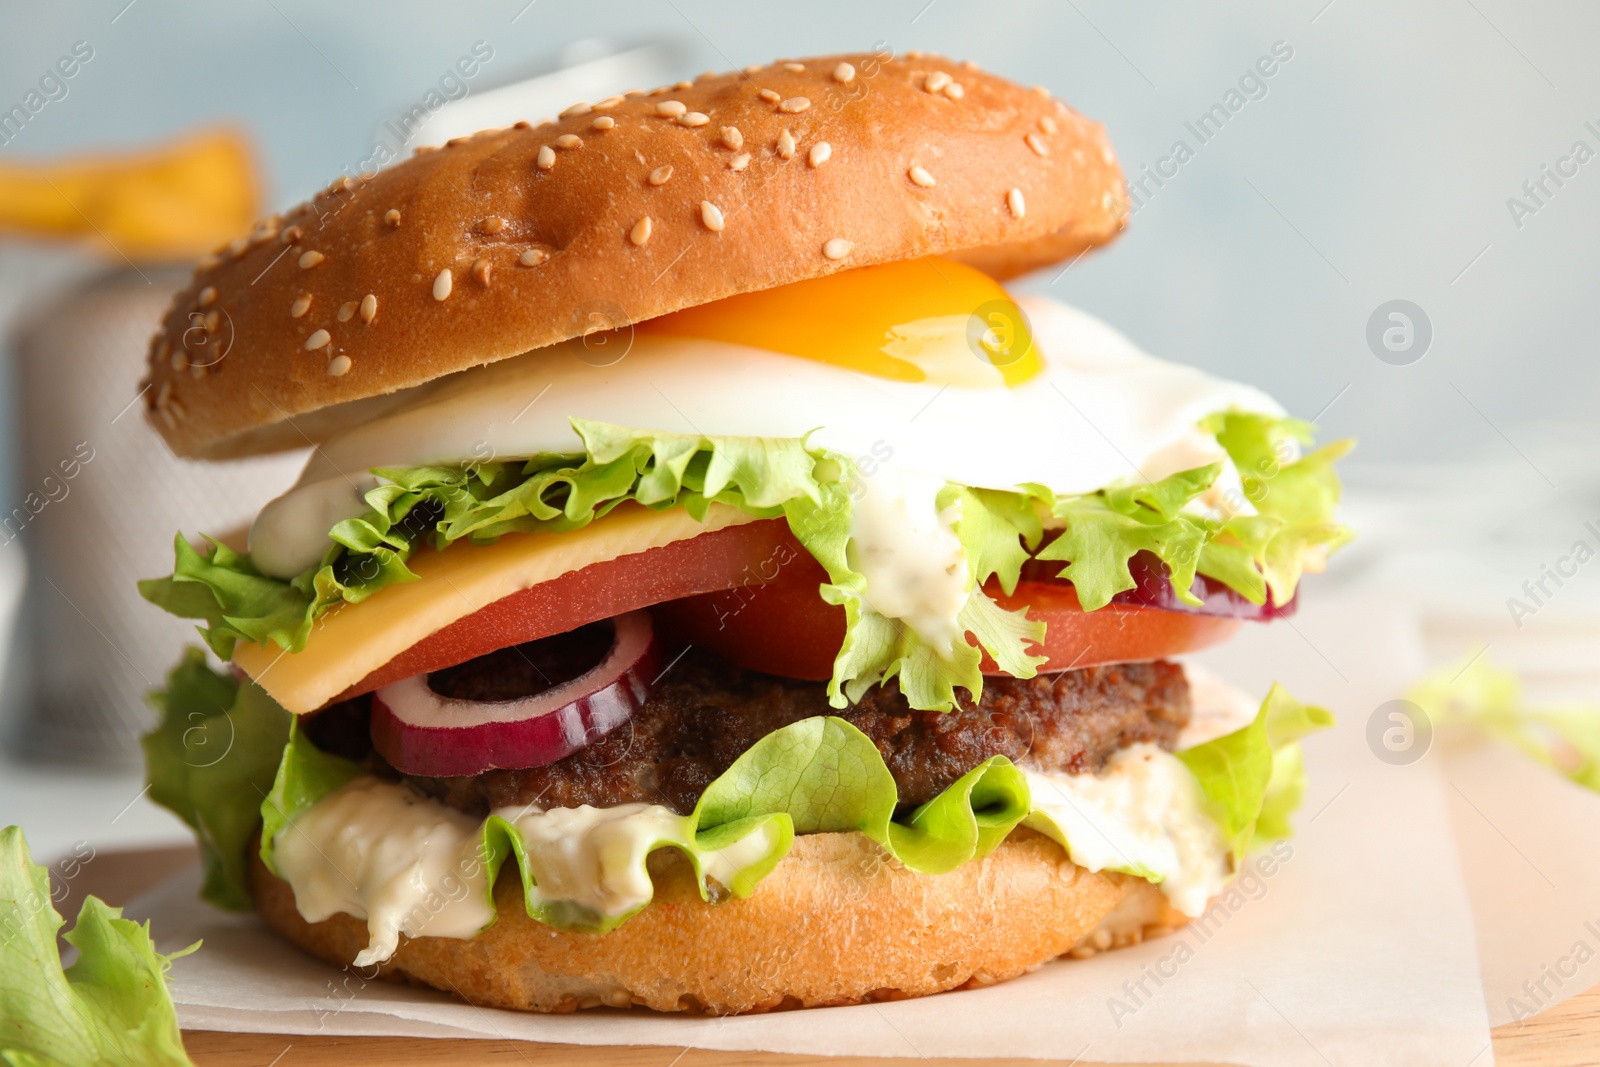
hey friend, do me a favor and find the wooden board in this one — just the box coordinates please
[59,847,1598,1067]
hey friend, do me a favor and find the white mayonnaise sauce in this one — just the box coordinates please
[248,298,1285,637]
[249,474,377,579]
[272,777,495,967]
[1025,743,1231,917]
[848,467,970,651]
[273,778,781,965]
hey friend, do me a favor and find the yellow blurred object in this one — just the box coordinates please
[0,128,260,262]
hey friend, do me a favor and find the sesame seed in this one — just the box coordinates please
[204,309,220,333]
[729,152,751,171]
[1101,145,1115,165]
[327,354,352,377]
[519,248,548,266]
[630,216,653,246]
[720,126,743,150]
[909,165,936,187]
[823,238,853,260]
[675,79,693,90]
[649,164,674,186]
[656,100,687,117]
[1101,191,1114,210]
[337,301,357,323]
[298,250,324,269]
[833,62,856,83]
[758,88,781,103]
[1032,85,1051,98]
[559,101,591,118]
[383,210,400,228]
[943,81,964,100]
[290,294,312,318]
[1007,188,1026,218]
[778,97,811,113]
[1040,115,1059,134]
[678,112,710,127]
[1025,133,1049,156]
[907,49,924,60]
[433,269,453,301]
[473,258,491,286]
[924,71,952,93]
[783,62,805,73]
[481,215,507,233]
[776,129,796,159]
[744,64,764,75]
[556,133,583,149]
[198,286,217,307]
[280,225,303,243]
[591,115,615,130]
[537,145,556,170]
[700,200,725,231]
[169,347,184,371]
[227,237,248,257]
[360,294,377,324]
[305,329,331,350]
[594,94,624,109]
[808,141,831,167]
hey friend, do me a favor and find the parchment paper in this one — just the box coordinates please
[125,590,1555,1065]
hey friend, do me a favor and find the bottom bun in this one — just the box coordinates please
[250,828,1188,1014]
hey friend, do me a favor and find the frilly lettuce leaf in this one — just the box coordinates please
[1177,684,1335,855]
[142,648,290,911]
[140,421,1046,713]
[0,826,197,1067]
[784,479,1045,711]
[139,413,1349,713]
[1038,413,1354,610]
[1409,657,1600,792]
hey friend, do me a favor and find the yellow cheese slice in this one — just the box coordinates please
[233,502,758,714]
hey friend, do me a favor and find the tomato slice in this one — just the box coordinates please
[654,551,1242,678]
[341,521,1243,700]
[336,519,796,700]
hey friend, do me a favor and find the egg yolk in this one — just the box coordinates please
[640,256,1042,387]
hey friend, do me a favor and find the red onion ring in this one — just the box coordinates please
[371,611,659,777]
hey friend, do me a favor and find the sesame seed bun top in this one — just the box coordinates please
[143,52,1128,460]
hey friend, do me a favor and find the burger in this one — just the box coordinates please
[137,52,1350,1014]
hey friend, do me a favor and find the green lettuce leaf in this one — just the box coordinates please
[139,415,1349,714]
[1409,657,1600,792]
[1178,684,1335,855]
[1038,413,1353,610]
[140,421,1049,714]
[257,714,1034,935]
[142,648,290,911]
[785,479,1045,711]
[0,826,197,1067]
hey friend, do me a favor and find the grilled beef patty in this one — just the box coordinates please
[313,644,1192,817]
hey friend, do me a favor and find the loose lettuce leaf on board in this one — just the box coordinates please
[1409,657,1600,792]
[0,827,196,1067]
